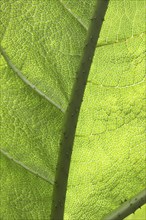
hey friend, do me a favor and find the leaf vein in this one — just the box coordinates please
[0,148,54,185]
[59,0,88,31]
[0,46,65,113]
[97,32,146,48]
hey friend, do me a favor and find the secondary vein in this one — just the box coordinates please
[0,148,54,185]
[59,0,88,31]
[97,32,146,48]
[103,189,146,220]
[0,46,65,113]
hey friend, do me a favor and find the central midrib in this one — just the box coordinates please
[50,1,110,219]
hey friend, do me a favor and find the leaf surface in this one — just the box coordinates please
[0,0,145,219]
[64,1,145,218]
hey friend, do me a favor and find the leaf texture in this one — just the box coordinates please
[0,0,145,219]
[65,1,145,219]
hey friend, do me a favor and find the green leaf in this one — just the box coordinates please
[0,0,145,220]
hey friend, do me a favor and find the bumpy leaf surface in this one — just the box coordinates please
[0,0,145,219]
